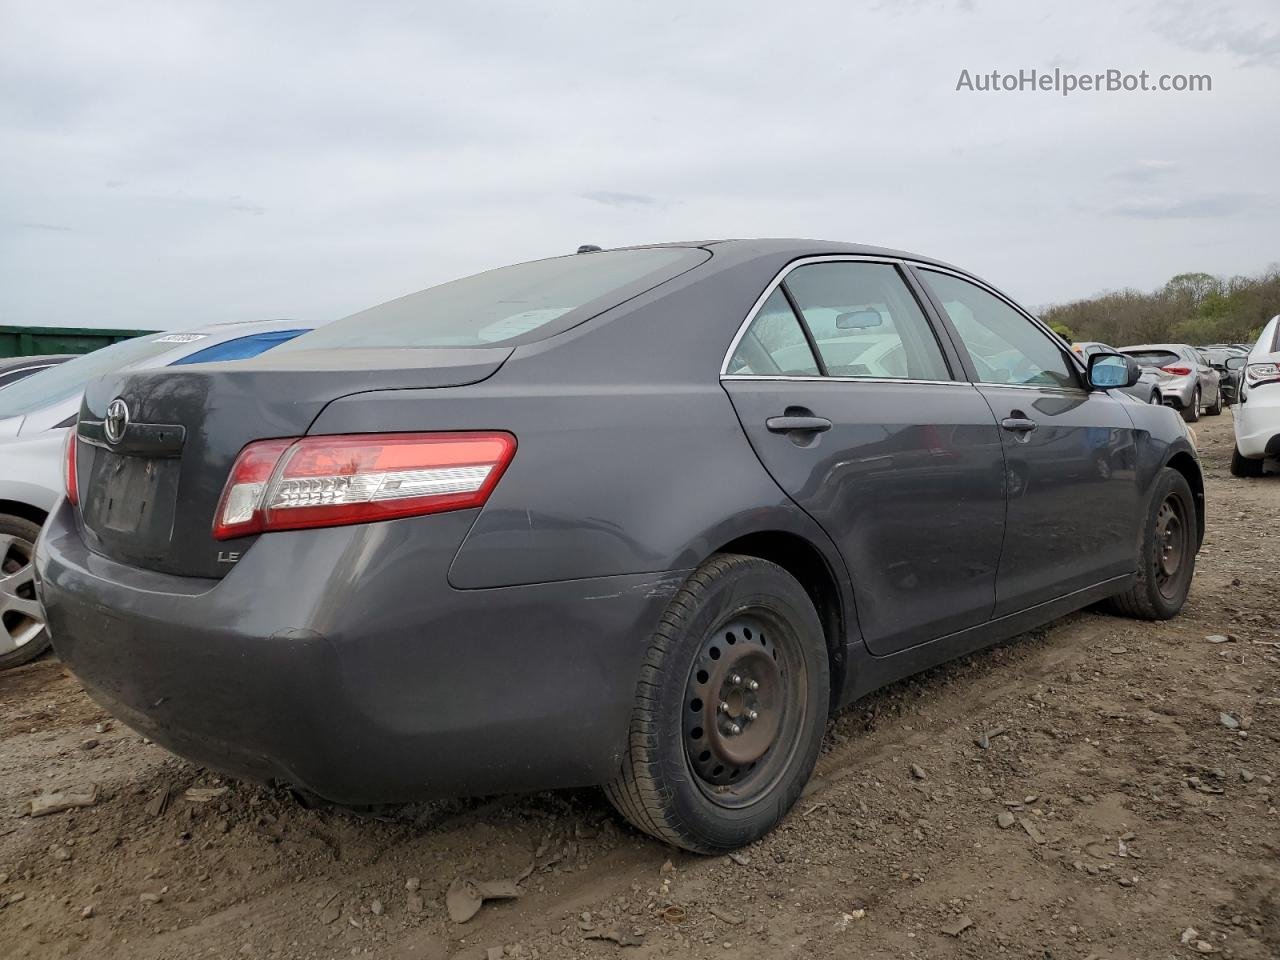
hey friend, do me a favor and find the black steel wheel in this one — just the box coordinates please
[681,611,806,806]
[605,553,829,853]
[1103,467,1197,620]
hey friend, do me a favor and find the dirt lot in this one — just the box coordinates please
[1,411,1277,960]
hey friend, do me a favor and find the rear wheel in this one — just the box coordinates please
[0,514,50,670]
[1103,468,1196,620]
[1230,445,1265,478]
[605,554,829,853]
[1205,389,1222,416]
[1181,388,1200,423]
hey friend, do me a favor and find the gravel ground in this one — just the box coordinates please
[1,410,1277,960]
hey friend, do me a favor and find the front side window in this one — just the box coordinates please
[784,262,951,381]
[922,270,1079,389]
[725,288,819,376]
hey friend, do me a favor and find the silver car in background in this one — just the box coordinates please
[1072,342,1163,404]
[1119,343,1222,422]
[0,319,311,669]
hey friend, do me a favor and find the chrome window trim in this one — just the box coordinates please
[718,254,955,382]
[724,374,960,386]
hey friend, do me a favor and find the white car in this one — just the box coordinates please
[0,319,311,668]
[1230,315,1280,477]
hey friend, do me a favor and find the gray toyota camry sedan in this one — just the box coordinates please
[36,240,1203,853]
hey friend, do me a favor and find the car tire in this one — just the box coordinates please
[1181,388,1200,423]
[0,514,51,670]
[1230,445,1265,478]
[1149,389,1162,405]
[1205,389,1222,416]
[604,553,830,854]
[1102,467,1197,621]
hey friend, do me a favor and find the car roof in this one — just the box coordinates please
[1120,344,1190,352]
[623,238,969,272]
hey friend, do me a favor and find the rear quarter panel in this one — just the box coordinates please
[307,378,849,591]
[304,246,857,594]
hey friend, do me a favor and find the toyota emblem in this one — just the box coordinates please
[104,398,130,444]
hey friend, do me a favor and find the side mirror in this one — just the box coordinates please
[1087,352,1141,390]
[1225,356,1247,371]
[835,309,883,330]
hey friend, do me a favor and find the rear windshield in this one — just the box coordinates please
[0,335,183,419]
[280,247,709,350]
[1122,349,1180,367]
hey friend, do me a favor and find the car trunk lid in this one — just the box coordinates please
[74,347,511,578]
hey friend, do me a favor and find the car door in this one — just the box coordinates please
[721,258,1006,655]
[1191,348,1219,405]
[914,267,1140,616]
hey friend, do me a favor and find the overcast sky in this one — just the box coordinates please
[2,0,1277,330]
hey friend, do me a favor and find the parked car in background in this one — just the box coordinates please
[1072,341,1163,404]
[38,240,1203,853]
[1118,343,1222,422]
[1229,315,1280,477]
[1203,347,1247,404]
[0,355,71,390]
[0,319,311,669]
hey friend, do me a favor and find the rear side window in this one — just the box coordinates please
[170,329,309,365]
[279,248,708,350]
[784,262,951,381]
[725,289,820,376]
[922,270,1078,389]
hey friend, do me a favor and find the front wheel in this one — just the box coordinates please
[605,554,829,853]
[1205,389,1222,416]
[1181,388,1201,423]
[1102,467,1197,620]
[1149,390,1163,405]
[0,514,51,670]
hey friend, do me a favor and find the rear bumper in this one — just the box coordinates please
[35,500,687,803]
[1160,375,1196,406]
[1235,388,1280,458]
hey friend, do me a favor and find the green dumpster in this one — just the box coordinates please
[0,325,160,358]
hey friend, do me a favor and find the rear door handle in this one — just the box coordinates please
[1000,417,1037,433]
[766,415,832,434]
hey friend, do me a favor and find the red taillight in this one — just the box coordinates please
[1160,365,1193,376]
[213,432,516,540]
[63,430,79,505]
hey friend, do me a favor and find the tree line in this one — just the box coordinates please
[1040,266,1280,347]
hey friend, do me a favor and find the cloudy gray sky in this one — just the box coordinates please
[2,0,1277,329]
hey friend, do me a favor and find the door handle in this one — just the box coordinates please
[1000,417,1037,433]
[766,415,832,434]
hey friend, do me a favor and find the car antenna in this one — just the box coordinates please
[576,244,603,254]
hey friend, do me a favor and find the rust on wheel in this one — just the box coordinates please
[682,612,807,807]
[1153,493,1189,601]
